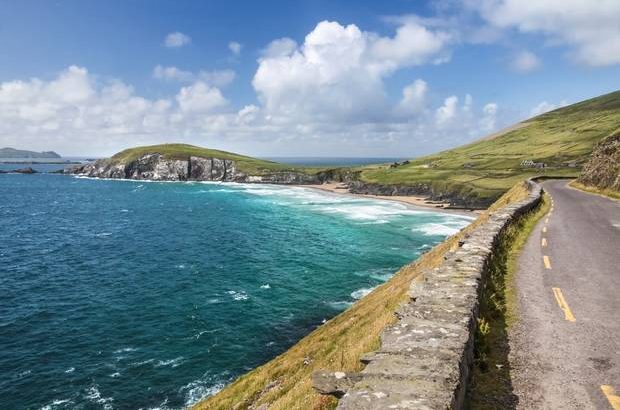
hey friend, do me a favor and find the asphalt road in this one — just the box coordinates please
[509,180,620,409]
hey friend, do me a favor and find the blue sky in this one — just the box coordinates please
[0,0,618,157]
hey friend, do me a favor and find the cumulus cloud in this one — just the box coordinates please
[164,32,191,48]
[397,79,428,116]
[0,66,233,154]
[0,20,505,157]
[261,38,298,58]
[153,65,235,87]
[253,20,453,122]
[176,82,228,113]
[530,100,567,116]
[228,41,242,55]
[511,50,541,72]
[436,95,459,126]
[469,0,620,66]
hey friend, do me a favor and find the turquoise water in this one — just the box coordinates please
[0,173,471,409]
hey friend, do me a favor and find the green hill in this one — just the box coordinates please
[0,147,61,159]
[107,143,324,175]
[357,90,620,204]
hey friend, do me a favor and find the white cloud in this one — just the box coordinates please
[0,20,505,157]
[470,0,620,66]
[435,95,459,126]
[253,20,452,122]
[228,41,242,55]
[530,100,567,117]
[164,32,191,48]
[480,102,498,131]
[511,50,541,72]
[176,82,228,113]
[397,79,428,116]
[261,38,298,58]
[153,65,235,87]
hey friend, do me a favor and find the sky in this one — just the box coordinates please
[0,0,618,157]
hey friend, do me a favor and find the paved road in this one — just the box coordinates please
[509,180,620,409]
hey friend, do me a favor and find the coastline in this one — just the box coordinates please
[71,173,480,217]
[300,182,481,217]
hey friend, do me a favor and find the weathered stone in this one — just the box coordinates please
[315,180,543,410]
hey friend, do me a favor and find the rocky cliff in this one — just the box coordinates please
[69,153,324,184]
[348,181,493,209]
[69,152,491,207]
[577,131,620,192]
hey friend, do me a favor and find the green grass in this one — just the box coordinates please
[359,91,620,203]
[107,143,327,176]
[570,180,620,201]
[194,182,532,410]
[467,192,551,409]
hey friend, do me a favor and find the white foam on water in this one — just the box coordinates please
[114,347,138,354]
[64,367,75,373]
[327,300,353,310]
[40,399,72,410]
[412,222,462,236]
[226,290,249,301]
[130,358,155,367]
[351,287,377,300]
[181,379,225,407]
[156,357,185,368]
[84,385,113,409]
[260,283,271,289]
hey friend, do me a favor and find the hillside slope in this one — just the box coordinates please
[0,147,61,159]
[356,91,620,206]
[106,143,316,175]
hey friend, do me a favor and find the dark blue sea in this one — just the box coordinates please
[0,171,471,409]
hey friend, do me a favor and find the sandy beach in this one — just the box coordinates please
[300,182,480,216]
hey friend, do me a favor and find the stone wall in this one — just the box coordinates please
[313,180,542,409]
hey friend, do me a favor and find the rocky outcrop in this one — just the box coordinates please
[314,180,543,409]
[0,167,38,174]
[348,181,493,209]
[577,131,620,192]
[69,153,322,184]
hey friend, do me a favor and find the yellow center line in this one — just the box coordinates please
[545,218,549,224]
[543,226,547,233]
[543,255,552,269]
[601,385,620,410]
[542,238,547,247]
[552,287,576,322]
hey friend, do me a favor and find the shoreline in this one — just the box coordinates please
[299,182,481,217]
[70,173,480,216]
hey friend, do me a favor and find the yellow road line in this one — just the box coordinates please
[543,226,547,233]
[601,385,620,410]
[552,287,576,322]
[542,238,547,247]
[543,255,552,269]
[545,218,549,224]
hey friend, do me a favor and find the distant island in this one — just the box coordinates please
[0,147,61,159]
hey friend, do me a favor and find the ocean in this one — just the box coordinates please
[0,171,472,409]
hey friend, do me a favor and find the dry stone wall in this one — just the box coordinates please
[313,180,542,409]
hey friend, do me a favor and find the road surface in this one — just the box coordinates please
[509,180,620,409]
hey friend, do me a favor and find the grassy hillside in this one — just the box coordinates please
[108,143,325,175]
[359,90,620,203]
